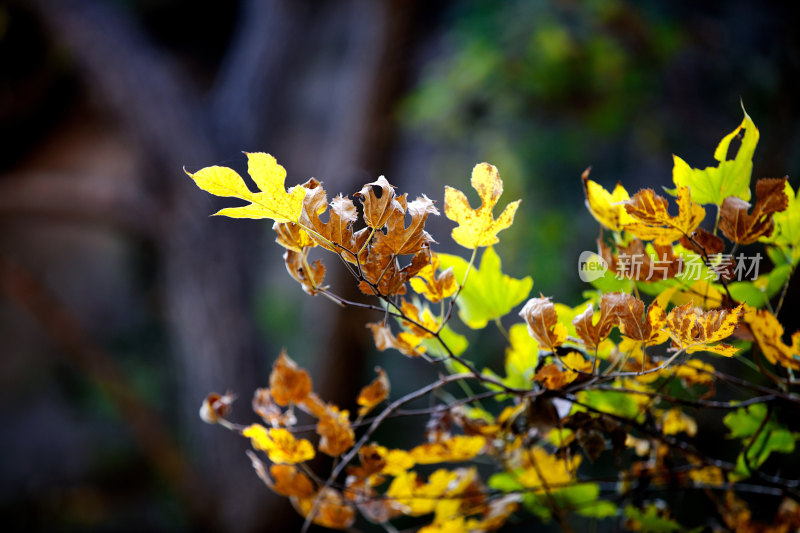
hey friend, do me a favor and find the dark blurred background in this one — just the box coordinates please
[1,0,799,531]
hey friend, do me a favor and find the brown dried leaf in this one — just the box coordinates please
[719,177,789,244]
[679,227,725,256]
[624,187,705,245]
[316,406,355,457]
[358,248,430,297]
[269,351,313,406]
[372,194,438,256]
[666,303,743,357]
[357,367,390,417]
[355,176,402,229]
[519,296,567,351]
[284,250,325,295]
[366,321,426,357]
[298,179,369,261]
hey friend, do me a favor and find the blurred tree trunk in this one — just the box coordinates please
[28,0,428,530]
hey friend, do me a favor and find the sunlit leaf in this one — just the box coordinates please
[439,247,533,329]
[671,108,759,206]
[186,152,306,222]
[444,162,521,248]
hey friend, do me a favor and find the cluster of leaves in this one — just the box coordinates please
[189,108,800,532]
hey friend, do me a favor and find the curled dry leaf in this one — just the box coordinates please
[519,296,567,351]
[679,227,725,256]
[269,351,312,406]
[298,178,369,260]
[719,177,789,244]
[293,488,356,530]
[355,176,401,229]
[271,464,316,498]
[199,391,235,424]
[581,167,634,231]
[358,248,430,297]
[186,152,306,223]
[624,187,705,245]
[273,221,315,252]
[316,406,355,457]
[444,162,521,249]
[283,249,326,295]
[372,194,439,256]
[356,367,390,417]
[366,321,426,357]
[605,292,670,346]
[409,252,457,303]
[252,388,296,428]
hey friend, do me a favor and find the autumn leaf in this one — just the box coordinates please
[316,406,355,457]
[514,446,581,490]
[273,221,316,252]
[444,162,521,248]
[744,305,800,370]
[410,435,486,464]
[298,178,369,259]
[367,321,427,357]
[661,408,697,437]
[372,194,439,256]
[357,367,390,417]
[665,303,742,357]
[355,176,402,229]
[671,107,759,206]
[283,249,326,295]
[572,295,620,350]
[719,177,788,244]
[252,388,296,428]
[270,464,316,498]
[293,488,356,530]
[762,181,800,261]
[410,252,457,303]
[605,293,670,347]
[199,391,235,424]
[519,296,568,351]
[624,187,706,245]
[269,351,313,406]
[359,248,430,297]
[581,168,634,231]
[186,152,306,223]
[438,247,532,329]
[243,424,315,464]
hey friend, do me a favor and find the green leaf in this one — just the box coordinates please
[763,182,800,264]
[577,388,644,420]
[728,264,792,307]
[623,505,683,533]
[488,472,525,492]
[734,428,796,477]
[421,323,469,358]
[671,107,758,206]
[438,247,533,329]
[723,404,767,439]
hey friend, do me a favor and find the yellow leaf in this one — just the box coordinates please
[410,435,486,464]
[744,305,800,370]
[186,153,306,223]
[516,447,581,490]
[666,303,742,357]
[581,168,635,231]
[624,187,705,245]
[410,253,458,303]
[357,367,390,417]
[661,408,697,436]
[242,425,315,464]
[444,162,521,248]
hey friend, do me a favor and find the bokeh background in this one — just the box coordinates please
[2,0,799,531]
